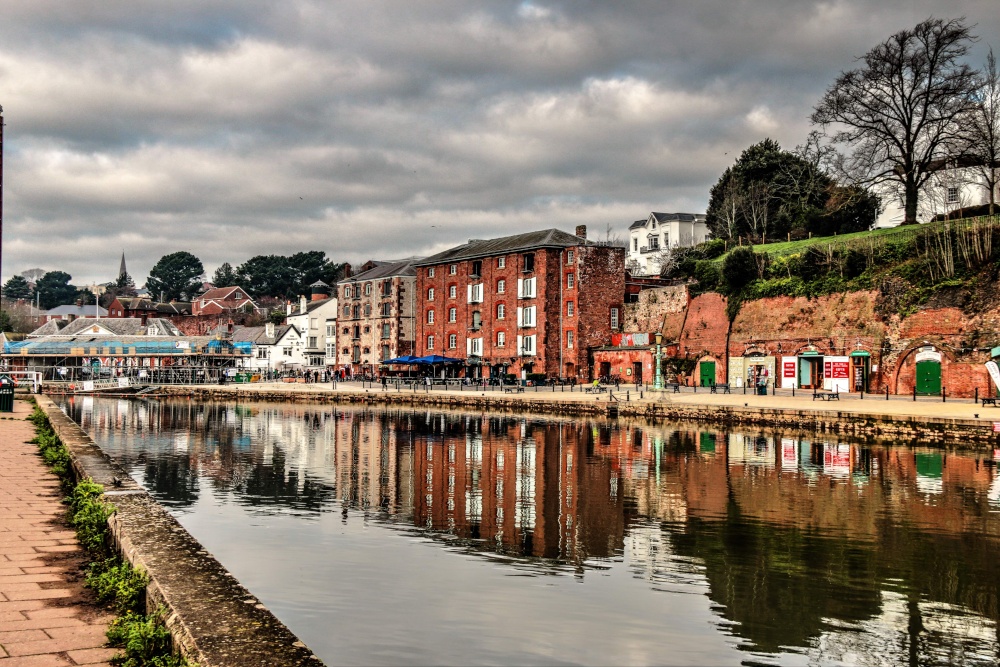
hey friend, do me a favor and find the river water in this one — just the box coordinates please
[55,396,1000,666]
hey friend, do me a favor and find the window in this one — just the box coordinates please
[427,335,435,350]
[566,331,574,349]
[567,250,574,264]
[382,281,392,296]
[497,331,506,347]
[448,307,457,323]
[257,348,268,359]
[649,236,660,250]
[342,347,349,355]
[352,305,360,319]
[283,347,292,357]
[308,336,318,348]
[364,325,371,333]
[517,306,536,327]
[326,323,334,336]
[364,304,371,317]
[326,343,335,357]
[343,327,350,334]
[449,264,457,275]
[947,186,959,204]
[610,307,620,330]
[497,279,505,294]
[497,304,505,319]
[428,267,435,278]
[382,344,390,360]
[471,310,482,330]
[449,285,457,299]
[352,326,360,339]
[381,323,391,339]
[518,334,536,355]
[497,257,506,268]
[427,287,435,301]
[633,238,638,251]
[382,303,391,317]
[467,337,483,356]
[467,283,483,303]
[471,260,482,277]
[517,277,536,298]
[522,253,535,273]
[566,302,574,317]
[310,317,317,329]
[448,334,457,349]
[566,273,575,289]
[427,310,435,324]
[352,346,361,363]
[344,304,350,316]
[364,283,372,295]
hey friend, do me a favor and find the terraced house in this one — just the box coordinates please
[415,226,625,382]
[335,259,418,376]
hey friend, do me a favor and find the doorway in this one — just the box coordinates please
[915,360,941,394]
[632,361,643,384]
[699,360,716,387]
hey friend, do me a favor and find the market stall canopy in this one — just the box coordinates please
[413,355,463,365]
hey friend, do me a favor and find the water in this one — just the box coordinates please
[56,396,1000,666]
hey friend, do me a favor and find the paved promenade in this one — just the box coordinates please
[0,399,114,667]
[209,379,1000,423]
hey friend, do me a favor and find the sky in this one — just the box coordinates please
[1,0,998,288]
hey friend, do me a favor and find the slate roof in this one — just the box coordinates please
[115,298,192,315]
[29,318,181,337]
[45,305,109,318]
[413,229,589,267]
[197,286,250,301]
[229,325,293,346]
[340,258,419,283]
[630,212,706,229]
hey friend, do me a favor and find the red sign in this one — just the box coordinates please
[783,362,796,378]
[993,423,1000,433]
[831,361,849,379]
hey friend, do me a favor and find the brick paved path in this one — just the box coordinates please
[0,399,115,666]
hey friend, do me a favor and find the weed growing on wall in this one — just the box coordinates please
[27,401,194,667]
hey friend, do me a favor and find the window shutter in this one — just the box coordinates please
[467,284,473,303]
[517,278,524,298]
[467,337,472,355]
[517,307,524,327]
[517,335,523,355]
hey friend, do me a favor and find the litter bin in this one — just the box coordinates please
[0,375,15,413]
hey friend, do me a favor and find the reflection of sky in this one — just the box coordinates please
[177,493,741,667]
[58,397,1000,666]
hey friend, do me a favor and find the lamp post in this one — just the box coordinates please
[653,331,663,390]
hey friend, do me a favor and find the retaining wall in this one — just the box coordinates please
[35,396,324,667]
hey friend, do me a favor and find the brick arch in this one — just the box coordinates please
[696,354,722,386]
[892,341,956,395]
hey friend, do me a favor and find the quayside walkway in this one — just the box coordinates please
[190,379,999,423]
[0,399,115,667]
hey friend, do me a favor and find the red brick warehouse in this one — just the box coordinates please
[414,226,625,381]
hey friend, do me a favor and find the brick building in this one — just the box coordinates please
[414,227,625,382]
[335,259,418,376]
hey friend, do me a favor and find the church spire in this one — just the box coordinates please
[119,252,127,279]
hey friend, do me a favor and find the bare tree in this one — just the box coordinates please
[717,176,743,240]
[743,182,772,243]
[812,18,980,225]
[968,48,1000,215]
[20,268,45,283]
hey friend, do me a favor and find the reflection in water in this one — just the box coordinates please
[60,397,1000,666]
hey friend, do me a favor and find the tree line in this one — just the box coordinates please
[704,17,999,248]
[2,250,346,312]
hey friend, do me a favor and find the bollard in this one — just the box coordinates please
[913,385,916,401]
[626,391,630,402]
[976,387,979,404]
[885,386,889,401]
[942,387,946,403]
[860,389,864,400]
[640,391,643,400]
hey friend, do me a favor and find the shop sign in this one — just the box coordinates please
[915,348,942,364]
[783,361,796,378]
[824,361,849,379]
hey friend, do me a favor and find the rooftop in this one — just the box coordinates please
[414,228,591,266]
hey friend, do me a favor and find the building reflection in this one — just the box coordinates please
[61,397,1000,662]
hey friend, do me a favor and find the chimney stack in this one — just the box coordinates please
[265,322,276,339]
[300,294,307,314]
[575,225,587,239]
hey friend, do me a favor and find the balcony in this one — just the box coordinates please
[639,245,661,254]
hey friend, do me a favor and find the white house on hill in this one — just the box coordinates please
[627,212,709,275]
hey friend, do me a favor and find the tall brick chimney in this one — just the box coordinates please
[575,225,587,239]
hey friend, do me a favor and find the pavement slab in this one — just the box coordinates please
[0,400,113,667]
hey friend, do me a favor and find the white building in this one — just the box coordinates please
[627,212,709,275]
[876,161,1000,227]
[285,288,339,371]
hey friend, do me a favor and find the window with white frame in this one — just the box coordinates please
[947,186,959,204]
[610,307,619,329]
[497,331,506,347]
[497,257,506,268]
[449,264,457,275]
[326,343,336,357]
[566,273,575,289]
[448,307,457,323]
[517,306,536,327]
[427,309,435,324]
[427,287,435,301]
[517,334,536,355]
[467,337,483,356]
[497,279,505,294]
[427,335,435,350]
[308,336,317,348]
[326,323,334,336]
[567,250,574,264]
[467,283,483,303]
[428,267,435,278]
[497,304,505,319]
[449,285,457,299]
[566,301,574,316]
[365,283,372,295]
[257,348,268,359]
[517,277,536,298]
[448,333,457,349]
[566,331,574,348]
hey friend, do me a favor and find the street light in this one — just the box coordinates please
[653,331,663,390]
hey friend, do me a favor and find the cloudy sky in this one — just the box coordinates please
[1,0,998,287]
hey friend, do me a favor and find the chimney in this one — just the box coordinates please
[300,295,307,314]
[265,322,275,339]
[575,225,587,239]
[286,301,292,316]
[140,314,148,325]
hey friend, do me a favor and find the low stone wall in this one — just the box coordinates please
[144,385,999,447]
[35,396,323,667]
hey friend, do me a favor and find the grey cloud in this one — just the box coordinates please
[1,1,998,285]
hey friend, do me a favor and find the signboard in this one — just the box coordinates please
[612,333,650,347]
[780,356,798,389]
[117,377,130,388]
[783,362,796,378]
[83,380,95,392]
[823,356,850,392]
[986,360,1000,392]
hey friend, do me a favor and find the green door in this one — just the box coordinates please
[699,361,716,386]
[915,360,941,394]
